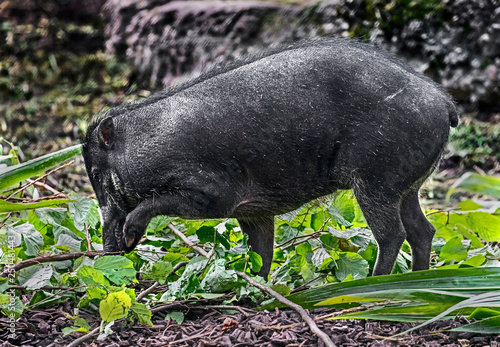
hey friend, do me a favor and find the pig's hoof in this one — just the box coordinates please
[124,227,138,250]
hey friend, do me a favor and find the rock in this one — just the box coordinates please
[104,0,301,88]
[103,0,500,113]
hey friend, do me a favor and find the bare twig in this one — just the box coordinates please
[167,223,336,347]
[168,223,209,257]
[0,251,102,278]
[6,160,74,200]
[66,326,100,347]
[0,213,12,229]
[235,270,335,347]
[136,282,160,302]
[26,178,65,196]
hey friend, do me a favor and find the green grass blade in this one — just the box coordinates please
[395,290,500,336]
[446,172,500,202]
[260,267,500,310]
[0,199,74,213]
[0,144,82,192]
[451,315,500,334]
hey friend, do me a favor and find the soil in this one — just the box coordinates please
[2,302,499,347]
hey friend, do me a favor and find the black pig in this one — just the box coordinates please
[83,39,458,277]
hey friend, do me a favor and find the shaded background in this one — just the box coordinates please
[0,0,499,194]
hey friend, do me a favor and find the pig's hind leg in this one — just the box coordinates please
[353,184,407,276]
[400,188,435,271]
[238,217,275,279]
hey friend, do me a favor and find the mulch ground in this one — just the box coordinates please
[1,305,499,347]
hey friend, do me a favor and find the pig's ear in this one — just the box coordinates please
[97,117,115,150]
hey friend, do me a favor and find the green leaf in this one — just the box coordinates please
[271,284,291,296]
[260,267,500,311]
[311,212,325,230]
[99,290,132,323]
[68,197,99,230]
[131,301,153,326]
[0,199,73,213]
[335,252,369,281]
[164,311,185,324]
[17,265,53,290]
[446,172,500,201]
[77,265,110,287]
[439,236,468,263]
[466,212,500,242]
[0,144,82,192]
[462,254,486,267]
[196,226,216,243]
[397,290,500,336]
[94,256,137,285]
[451,315,500,334]
[9,223,44,256]
[312,248,331,268]
[458,200,483,211]
[201,259,238,292]
[87,286,107,300]
[248,251,263,273]
[141,261,173,284]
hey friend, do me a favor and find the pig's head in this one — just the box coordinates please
[82,115,142,254]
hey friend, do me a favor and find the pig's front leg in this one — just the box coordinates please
[122,192,236,252]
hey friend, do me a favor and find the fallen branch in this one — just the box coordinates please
[167,223,336,347]
[0,251,102,278]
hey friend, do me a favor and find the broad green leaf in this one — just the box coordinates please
[311,212,325,230]
[462,254,486,267]
[439,236,468,263]
[0,199,73,213]
[99,290,132,323]
[87,286,107,300]
[68,197,99,230]
[271,284,291,296]
[94,256,137,285]
[335,252,369,281]
[296,242,313,256]
[164,311,185,324]
[9,223,44,256]
[141,260,173,284]
[201,259,238,292]
[146,215,174,232]
[312,248,331,268]
[327,206,353,228]
[466,212,500,242]
[131,301,153,326]
[458,200,483,211]
[17,265,53,290]
[77,265,110,287]
[446,172,500,201]
[0,295,24,319]
[196,226,216,243]
[0,144,82,192]
[248,251,263,273]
